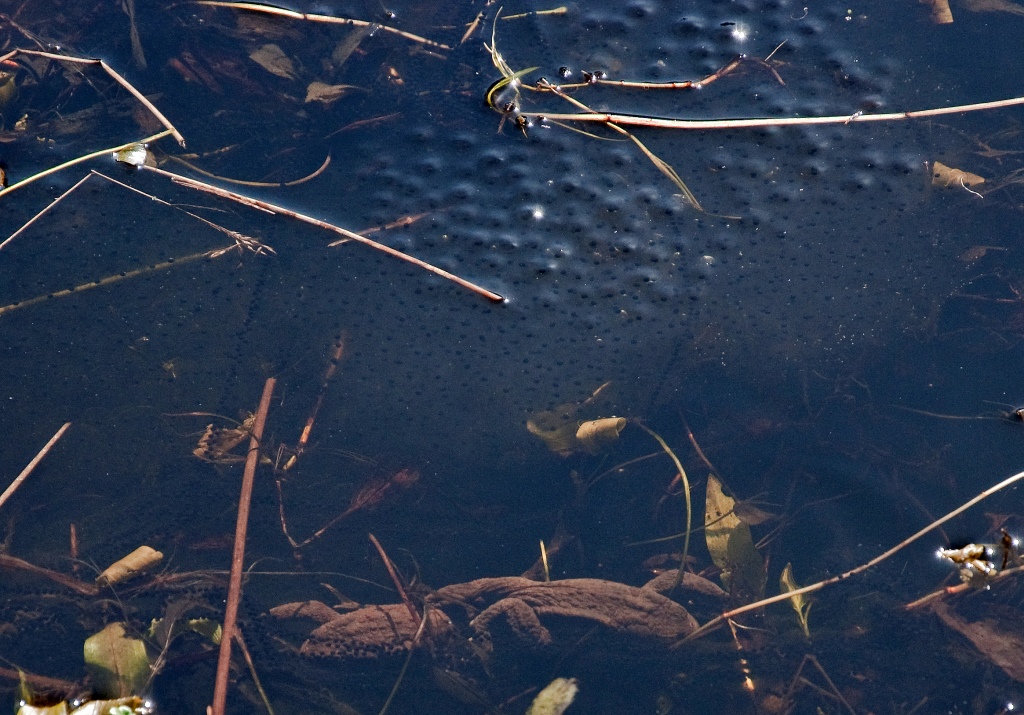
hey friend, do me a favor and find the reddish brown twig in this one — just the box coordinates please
[368,533,420,624]
[142,165,504,302]
[278,468,419,548]
[0,664,81,698]
[0,422,71,512]
[0,553,98,597]
[195,1,451,50]
[210,377,275,715]
[280,336,347,471]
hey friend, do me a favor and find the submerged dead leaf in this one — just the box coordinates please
[96,546,163,587]
[932,600,1024,682]
[733,500,777,526]
[249,44,298,80]
[780,563,812,638]
[705,474,766,601]
[961,0,1024,14]
[526,382,612,456]
[83,623,150,698]
[920,0,954,23]
[305,81,362,105]
[959,245,1006,263]
[932,161,985,188]
[575,417,626,454]
[525,677,579,715]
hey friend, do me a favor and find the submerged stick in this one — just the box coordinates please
[0,553,98,597]
[683,466,1024,642]
[195,1,451,50]
[0,422,72,512]
[0,173,93,251]
[144,165,505,302]
[368,533,420,624]
[211,377,275,715]
[0,250,212,318]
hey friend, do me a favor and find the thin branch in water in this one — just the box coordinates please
[536,79,706,212]
[166,153,332,188]
[211,377,276,715]
[142,164,504,301]
[0,173,93,251]
[90,170,275,256]
[0,250,219,318]
[0,422,72,512]
[195,1,452,50]
[368,533,420,624]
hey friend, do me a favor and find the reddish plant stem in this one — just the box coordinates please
[210,377,276,715]
[0,422,71,511]
[368,533,420,624]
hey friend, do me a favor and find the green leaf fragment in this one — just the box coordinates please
[780,562,812,638]
[84,623,151,698]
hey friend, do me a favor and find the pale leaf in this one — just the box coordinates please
[249,44,297,80]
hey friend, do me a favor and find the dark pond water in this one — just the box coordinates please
[2,0,1024,712]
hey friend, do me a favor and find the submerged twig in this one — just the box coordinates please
[211,377,276,715]
[0,422,72,512]
[195,1,451,50]
[0,174,93,251]
[143,165,504,301]
[0,251,211,318]
[167,153,332,188]
[0,553,98,597]
[368,533,420,624]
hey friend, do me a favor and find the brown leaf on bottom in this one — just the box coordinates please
[932,600,1024,682]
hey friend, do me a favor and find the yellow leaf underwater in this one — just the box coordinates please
[249,44,298,80]
[575,417,627,454]
[780,562,813,638]
[705,474,765,601]
[931,161,985,188]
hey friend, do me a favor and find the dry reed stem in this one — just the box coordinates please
[633,422,692,594]
[525,93,1024,130]
[0,173,93,251]
[683,466,1024,643]
[0,250,212,317]
[0,49,183,144]
[538,80,704,211]
[144,165,505,301]
[0,422,72,512]
[0,553,98,597]
[211,377,276,715]
[368,533,420,624]
[167,153,332,188]
[0,665,81,697]
[0,129,174,202]
[196,1,451,50]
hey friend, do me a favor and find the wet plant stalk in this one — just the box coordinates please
[211,377,275,715]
